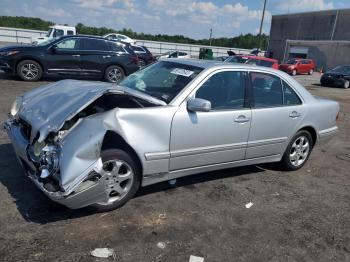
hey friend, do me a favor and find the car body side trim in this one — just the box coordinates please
[247,137,288,147]
[318,126,338,135]
[144,152,170,161]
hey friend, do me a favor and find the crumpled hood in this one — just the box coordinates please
[18,79,165,143]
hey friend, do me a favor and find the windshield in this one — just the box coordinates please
[286,59,298,64]
[46,28,53,37]
[119,61,203,103]
[37,38,58,46]
[331,66,350,74]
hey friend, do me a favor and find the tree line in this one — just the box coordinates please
[0,16,269,49]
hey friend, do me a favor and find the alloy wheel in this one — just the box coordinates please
[107,68,123,83]
[21,63,39,80]
[98,159,134,205]
[289,135,310,167]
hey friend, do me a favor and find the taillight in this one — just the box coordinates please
[336,111,340,121]
[131,55,139,65]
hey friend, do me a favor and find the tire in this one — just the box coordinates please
[280,130,313,171]
[17,60,42,81]
[292,69,297,76]
[104,65,125,83]
[308,69,314,75]
[343,80,349,89]
[91,149,141,212]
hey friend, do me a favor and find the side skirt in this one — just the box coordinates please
[141,154,281,187]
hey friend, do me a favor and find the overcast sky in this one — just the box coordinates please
[1,0,349,39]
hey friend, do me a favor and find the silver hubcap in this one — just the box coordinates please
[139,60,146,68]
[292,70,296,76]
[98,159,134,205]
[21,63,39,80]
[107,68,123,83]
[290,136,310,167]
[310,69,313,74]
[344,81,349,89]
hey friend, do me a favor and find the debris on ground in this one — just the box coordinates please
[157,242,166,249]
[90,248,115,258]
[189,255,204,262]
[271,192,280,196]
[159,213,167,219]
[245,202,254,209]
[168,179,177,186]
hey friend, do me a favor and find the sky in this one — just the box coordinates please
[1,0,350,39]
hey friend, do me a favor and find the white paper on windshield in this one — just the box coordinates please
[171,68,194,77]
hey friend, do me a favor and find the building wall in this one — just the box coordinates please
[268,9,350,63]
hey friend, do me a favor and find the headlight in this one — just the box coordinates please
[10,96,23,117]
[33,140,46,157]
[0,50,19,56]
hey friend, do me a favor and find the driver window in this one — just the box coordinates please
[196,71,246,110]
[57,39,79,50]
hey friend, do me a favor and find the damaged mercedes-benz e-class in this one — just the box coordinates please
[3,60,339,211]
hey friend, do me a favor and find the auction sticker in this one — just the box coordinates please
[171,68,194,77]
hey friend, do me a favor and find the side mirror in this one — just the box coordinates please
[50,44,58,52]
[187,98,211,112]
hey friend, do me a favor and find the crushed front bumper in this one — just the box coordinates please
[3,119,108,209]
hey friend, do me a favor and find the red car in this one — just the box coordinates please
[225,55,279,69]
[279,58,315,76]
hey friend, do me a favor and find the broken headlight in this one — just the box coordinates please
[10,96,23,117]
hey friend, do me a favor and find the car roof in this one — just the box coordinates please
[236,55,277,62]
[59,35,106,40]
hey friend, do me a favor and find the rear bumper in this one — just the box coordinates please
[3,119,108,209]
[320,77,345,87]
[317,126,338,145]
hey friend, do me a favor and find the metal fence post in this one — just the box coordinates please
[15,30,18,43]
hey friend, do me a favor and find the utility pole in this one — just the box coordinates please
[258,0,267,52]
[209,28,213,46]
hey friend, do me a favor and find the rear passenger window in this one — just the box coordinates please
[108,42,125,52]
[282,81,302,105]
[251,72,283,107]
[196,71,246,110]
[82,39,108,51]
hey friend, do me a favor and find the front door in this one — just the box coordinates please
[170,70,251,171]
[246,71,306,159]
[46,38,81,74]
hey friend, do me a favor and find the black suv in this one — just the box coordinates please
[0,35,140,83]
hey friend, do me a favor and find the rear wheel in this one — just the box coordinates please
[91,149,141,212]
[343,80,349,89]
[281,130,313,171]
[308,69,314,75]
[138,59,147,68]
[17,60,42,81]
[105,65,125,83]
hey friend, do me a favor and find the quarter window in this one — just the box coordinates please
[251,72,283,107]
[196,71,246,110]
[56,39,79,50]
[282,81,302,105]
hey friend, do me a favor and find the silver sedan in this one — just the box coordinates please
[3,59,339,211]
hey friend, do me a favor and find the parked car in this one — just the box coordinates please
[224,55,279,69]
[129,45,156,67]
[3,60,339,211]
[158,51,191,59]
[0,35,140,83]
[320,65,350,89]
[32,25,76,45]
[279,58,315,76]
[103,33,136,45]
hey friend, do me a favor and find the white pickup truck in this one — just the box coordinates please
[32,25,76,45]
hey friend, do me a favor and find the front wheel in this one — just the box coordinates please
[91,149,141,212]
[343,80,349,89]
[281,130,313,171]
[17,60,43,81]
[105,65,125,83]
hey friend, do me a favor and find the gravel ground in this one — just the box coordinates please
[0,72,349,262]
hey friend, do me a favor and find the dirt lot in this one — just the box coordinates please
[0,72,349,262]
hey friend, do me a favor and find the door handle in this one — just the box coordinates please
[234,115,250,123]
[72,54,80,57]
[102,55,111,59]
[289,111,302,118]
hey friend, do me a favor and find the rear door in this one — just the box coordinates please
[79,38,112,76]
[46,37,82,74]
[246,71,305,159]
[170,70,251,171]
